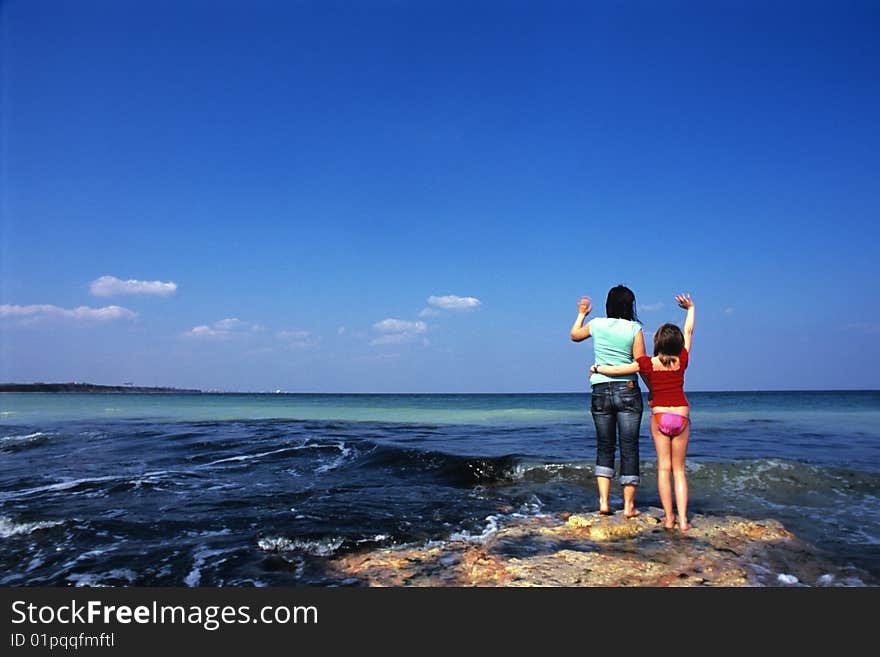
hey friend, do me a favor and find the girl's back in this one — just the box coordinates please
[637,349,690,409]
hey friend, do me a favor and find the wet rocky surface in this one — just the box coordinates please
[329,509,850,587]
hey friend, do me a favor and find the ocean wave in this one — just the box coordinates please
[0,475,122,501]
[0,431,54,452]
[205,445,309,466]
[684,458,880,496]
[0,516,64,538]
[353,445,527,484]
[315,442,354,474]
[1,431,46,441]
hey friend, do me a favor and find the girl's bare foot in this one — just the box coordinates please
[623,508,640,519]
[598,499,613,515]
[663,516,675,530]
[679,517,690,533]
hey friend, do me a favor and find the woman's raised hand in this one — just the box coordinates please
[578,296,592,315]
[675,293,694,309]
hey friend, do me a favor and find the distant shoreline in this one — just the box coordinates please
[0,383,202,394]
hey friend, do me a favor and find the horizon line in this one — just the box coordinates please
[2,382,878,395]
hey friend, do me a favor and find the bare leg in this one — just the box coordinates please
[652,421,675,529]
[622,484,639,517]
[597,476,612,514]
[671,426,690,532]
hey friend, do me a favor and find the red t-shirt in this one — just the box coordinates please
[637,348,689,407]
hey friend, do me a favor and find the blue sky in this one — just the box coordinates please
[1,1,878,392]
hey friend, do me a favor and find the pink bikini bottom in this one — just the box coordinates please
[653,412,689,437]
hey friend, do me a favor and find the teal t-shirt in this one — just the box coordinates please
[588,317,641,385]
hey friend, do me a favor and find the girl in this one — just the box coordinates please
[590,293,695,532]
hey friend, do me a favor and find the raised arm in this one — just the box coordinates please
[570,296,592,342]
[591,362,639,375]
[675,293,695,351]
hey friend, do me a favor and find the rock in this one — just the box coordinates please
[328,508,842,587]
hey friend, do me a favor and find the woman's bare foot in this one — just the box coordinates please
[598,499,613,515]
[678,516,690,533]
[623,508,641,519]
[663,516,675,530]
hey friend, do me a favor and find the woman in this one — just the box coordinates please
[570,285,646,517]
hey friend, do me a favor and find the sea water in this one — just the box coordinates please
[1,391,877,586]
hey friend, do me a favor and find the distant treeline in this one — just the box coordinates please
[0,383,202,393]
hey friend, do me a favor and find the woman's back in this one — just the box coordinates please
[590,317,641,384]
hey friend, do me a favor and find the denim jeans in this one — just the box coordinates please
[590,381,643,486]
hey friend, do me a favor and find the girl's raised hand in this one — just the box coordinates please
[675,293,694,309]
[578,296,592,315]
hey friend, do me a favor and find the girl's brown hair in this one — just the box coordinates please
[654,323,684,367]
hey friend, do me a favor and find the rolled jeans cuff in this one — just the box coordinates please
[620,475,640,486]
[595,465,615,479]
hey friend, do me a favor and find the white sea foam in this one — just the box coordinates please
[449,515,500,544]
[184,548,231,587]
[314,442,353,474]
[205,446,303,466]
[777,573,799,585]
[511,460,592,479]
[356,534,389,544]
[183,528,232,539]
[517,494,545,515]
[5,475,120,499]
[67,569,137,587]
[257,536,344,556]
[228,578,268,587]
[0,516,63,538]
[127,469,177,489]
[1,431,46,442]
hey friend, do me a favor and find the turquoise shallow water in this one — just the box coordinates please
[1,391,878,585]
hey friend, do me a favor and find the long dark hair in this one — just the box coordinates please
[605,285,639,323]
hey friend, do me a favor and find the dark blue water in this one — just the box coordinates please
[1,391,878,586]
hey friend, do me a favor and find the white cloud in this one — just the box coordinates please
[847,322,880,334]
[418,307,441,318]
[426,295,481,311]
[183,317,260,339]
[357,352,401,362]
[641,302,665,312]
[370,333,415,345]
[276,329,320,349]
[184,325,227,339]
[0,304,136,321]
[370,318,428,346]
[288,341,317,349]
[90,275,177,297]
[276,329,312,340]
[724,307,735,316]
[215,318,244,330]
[373,319,427,334]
